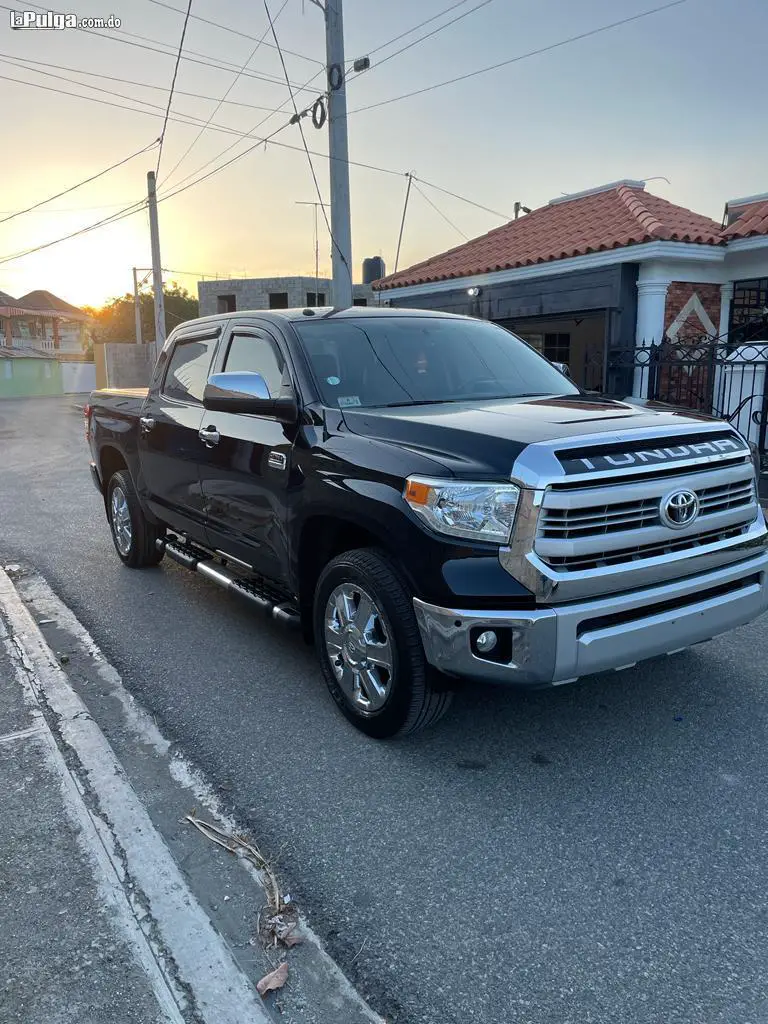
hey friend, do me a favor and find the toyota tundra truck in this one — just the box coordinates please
[85,307,768,737]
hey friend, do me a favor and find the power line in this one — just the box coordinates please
[0,53,289,113]
[356,0,497,77]
[0,67,301,161]
[0,68,206,123]
[159,62,328,194]
[0,202,136,215]
[157,118,296,205]
[0,0,312,95]
[0,114,295,267]
[0,55,214,118]
[412,181,468,240]
[163,0,290,185]
[161,267,227,277]
[0,116,508,271]
[0,55,302,130]
[367,0,474,55]
[156,0,193,178]
[263,1,351,284]
[0,201,147,266]
[0,139,158,225]
[146,0,322,66]
[13,0,321,186]
[412,176,511,220]
[0,68,312,146]
[351,0,690,114]
[0,65,508,225]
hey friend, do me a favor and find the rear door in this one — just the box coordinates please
[138,324,222,539]
[197,321,297,584]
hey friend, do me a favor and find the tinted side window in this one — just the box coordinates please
[163,335,218,402]
[224,333,292,397]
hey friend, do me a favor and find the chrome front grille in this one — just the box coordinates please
[543,524,749,572]
[539,477,755,541]
[698,478,755,514]
[501,425,767,604]
[534,463,758,572]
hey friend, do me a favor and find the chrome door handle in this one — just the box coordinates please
[199,425,220,447]
[139,416,155,433]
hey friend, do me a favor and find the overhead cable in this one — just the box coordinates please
[350,0,690,113]
[156,0,193,178]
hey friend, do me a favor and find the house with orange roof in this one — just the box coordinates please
[374,180,768,404]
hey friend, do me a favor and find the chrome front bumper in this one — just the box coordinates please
[413,550,768,687]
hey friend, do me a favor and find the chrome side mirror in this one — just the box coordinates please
[203,371,297,423]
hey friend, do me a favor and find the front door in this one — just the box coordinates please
[139,327,221,540]
[197,324,297,584]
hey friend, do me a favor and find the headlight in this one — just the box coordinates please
[404,476,520,543]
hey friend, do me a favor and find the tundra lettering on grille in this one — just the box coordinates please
[503,427,765,603]
[559,436,747,475]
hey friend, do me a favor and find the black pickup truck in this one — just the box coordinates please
[86,307,768,737]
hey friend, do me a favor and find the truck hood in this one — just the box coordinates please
[340,394,719,478]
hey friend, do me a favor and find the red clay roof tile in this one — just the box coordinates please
[375,183,726,290]
[722,200,768,239]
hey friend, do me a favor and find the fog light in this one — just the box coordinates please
[475,630,498,653]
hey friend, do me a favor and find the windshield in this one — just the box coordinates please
[293,316,580,409]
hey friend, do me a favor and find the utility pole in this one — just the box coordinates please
[146,171,166,358]
[394,173,413,274]
[296,200,327,300]
[312,0,353,308]
[132,267,143,345]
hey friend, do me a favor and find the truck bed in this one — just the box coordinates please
[91,387,148,402]
[89,388,147,417]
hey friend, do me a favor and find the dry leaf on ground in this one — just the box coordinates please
[256,961,288,996]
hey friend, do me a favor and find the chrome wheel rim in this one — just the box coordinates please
[110,485,133,556]
[324,584,394,712]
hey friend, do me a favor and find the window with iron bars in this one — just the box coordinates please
[729,278,768,344]
[543,332,571,363]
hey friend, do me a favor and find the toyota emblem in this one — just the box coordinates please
[660,488,699,529]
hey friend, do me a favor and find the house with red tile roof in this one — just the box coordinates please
[374,180,768,397]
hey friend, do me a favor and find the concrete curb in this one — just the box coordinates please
[0,568,274,1024]
[8,569,385,1024]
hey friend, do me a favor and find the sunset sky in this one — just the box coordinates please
[1,0,766,308]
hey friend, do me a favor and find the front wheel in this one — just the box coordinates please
[313,548,452,738]
[107,470,164,568]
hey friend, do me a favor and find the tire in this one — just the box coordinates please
[106,470,165,568]
[313,548,452,738]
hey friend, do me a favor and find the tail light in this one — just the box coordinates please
[84,402,92,442]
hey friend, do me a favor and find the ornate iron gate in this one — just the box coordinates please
[605,336,768,466]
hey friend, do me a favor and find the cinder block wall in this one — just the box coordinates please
[197,278,374,316]
[95,344,155,388]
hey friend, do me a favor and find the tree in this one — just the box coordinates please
[87,282,199,344]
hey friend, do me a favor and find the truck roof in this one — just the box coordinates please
[185,306,463,328]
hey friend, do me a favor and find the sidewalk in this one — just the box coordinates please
[0,620,179,1024]
[0,566,382,1024]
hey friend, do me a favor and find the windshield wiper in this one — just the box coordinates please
[382,399,456,408]
[382,392,555,408]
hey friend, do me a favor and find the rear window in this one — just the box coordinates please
[163,335,218,403]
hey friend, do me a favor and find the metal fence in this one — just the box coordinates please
[604,336,768,466]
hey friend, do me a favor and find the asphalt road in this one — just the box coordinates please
[3,395,768,1024]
